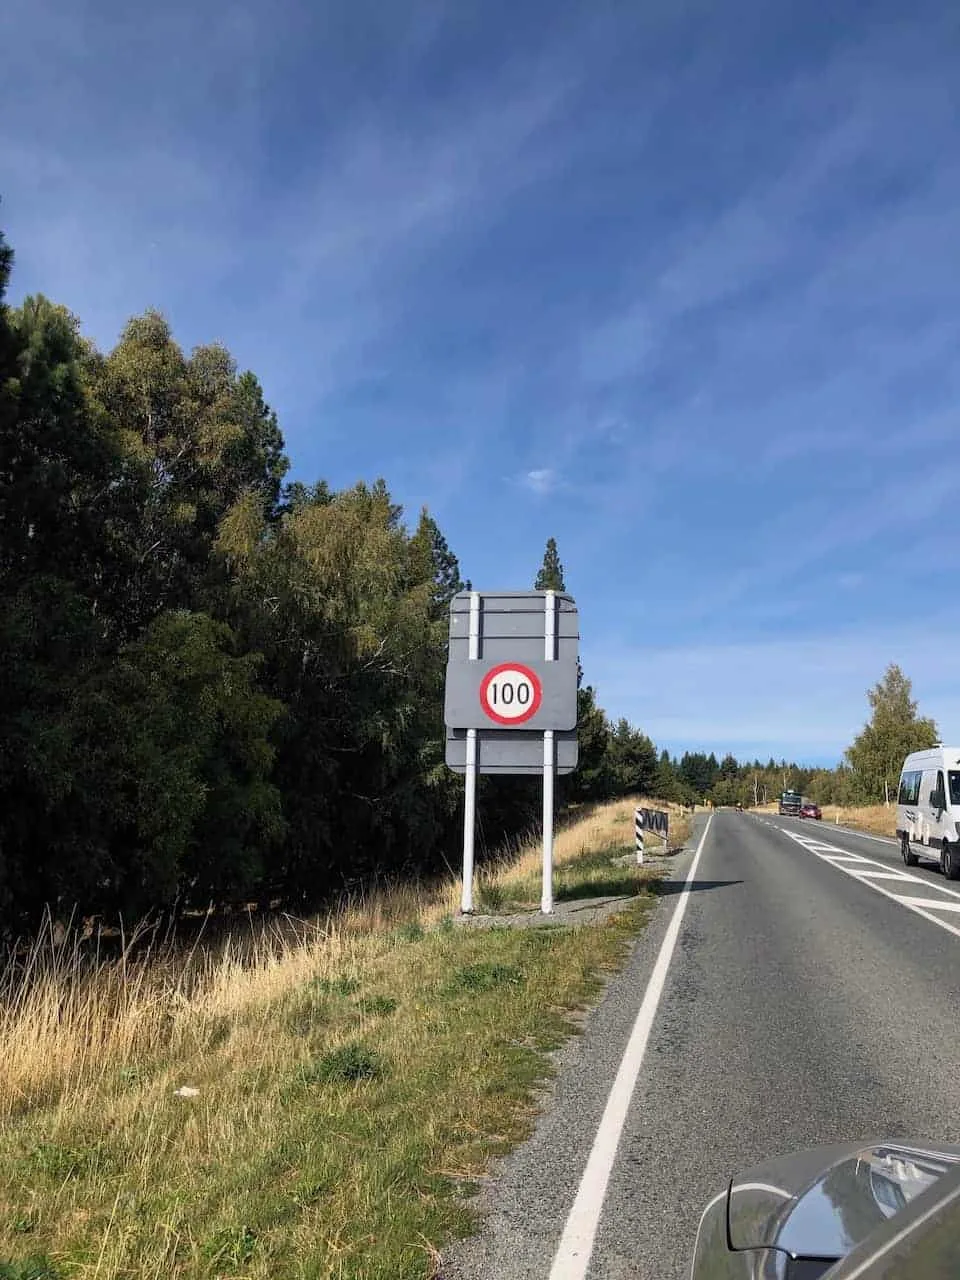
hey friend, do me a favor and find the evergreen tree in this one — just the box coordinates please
[680,751,717,797]
[604,719,658,797]
[408,508,469,617]
[4,219,811,932]
[558,685,609,803]
[0,228,485,930]
[0,294,122,598]
[719,753,739,781]
[534,537,566,591]
[654,750,683,802]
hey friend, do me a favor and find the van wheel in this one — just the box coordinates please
[902,833,919,867]
[944,842,960,881]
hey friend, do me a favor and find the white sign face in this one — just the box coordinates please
[479,662,543,726]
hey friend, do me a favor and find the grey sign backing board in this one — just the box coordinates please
[446,728,579,775]
[443,658,577,732]
[446,590,581,915]
[447,591,579,666]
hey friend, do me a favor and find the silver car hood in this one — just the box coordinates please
[691,1139,960,1278]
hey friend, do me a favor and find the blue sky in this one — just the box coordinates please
[2,0,958,765]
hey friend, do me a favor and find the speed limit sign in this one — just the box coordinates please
[479,663,543,726]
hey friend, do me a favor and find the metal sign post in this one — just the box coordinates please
[461,592,480,914]
[444,591,579,916]
[542,590,556,914]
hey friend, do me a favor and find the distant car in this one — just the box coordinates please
[800,802,822,819]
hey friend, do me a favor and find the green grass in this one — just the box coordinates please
[309,975,360,996]
[489,840,658,907]
[0,1261,64,1280]
[356,995,399,1017]
[444,962,524,994]
[476,881,507,912]
[0,801,683,1280]
[301,1042,385,1084]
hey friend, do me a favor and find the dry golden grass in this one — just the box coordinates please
[816,804,896,837]
[0,796,688,1280]
[463,796,690,914]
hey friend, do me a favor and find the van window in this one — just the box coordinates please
[898,771,922,805]
[949,772,960,806]
[933,771,946,808]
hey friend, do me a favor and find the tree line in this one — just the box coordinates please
[0,224,936,935]
[644,664,940,810]
[0,234,680,937]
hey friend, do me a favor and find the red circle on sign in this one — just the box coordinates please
[479,663,543,726]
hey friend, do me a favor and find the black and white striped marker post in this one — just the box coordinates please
[635,808,644,866]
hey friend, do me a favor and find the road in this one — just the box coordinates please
[441,810,960,1280]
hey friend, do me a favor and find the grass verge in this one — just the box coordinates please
[0,798,688,1280]
[473,798,690,912]
[815,803,896,837]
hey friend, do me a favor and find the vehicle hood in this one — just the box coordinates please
[725,1139,960,1260]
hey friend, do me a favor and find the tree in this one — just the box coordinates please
[0,295,123,599]
[213,478,471,904]
[9,219,739,933]
[710,777,745,807]
[2,226,529,932]
[407,508,469,618]
[654,750,684,803]
[806,764,858,807]
[718,753,739,781]
[0,277,140,928]
[846,664,938,803]
[86,313,289,631]
[69,611,285,919]
[560,685,610,802]
[679,751,719,798]
[534,537,566,592]
[604,718,658,797]
[0,229,17,459]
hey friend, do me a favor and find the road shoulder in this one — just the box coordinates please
[440,818,705,1280]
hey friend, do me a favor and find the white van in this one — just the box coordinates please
[896,746,960,878]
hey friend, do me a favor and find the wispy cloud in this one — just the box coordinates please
[3,0,959,760]
[519,468,558,495]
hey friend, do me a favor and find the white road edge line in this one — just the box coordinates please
[549,814,715,1280]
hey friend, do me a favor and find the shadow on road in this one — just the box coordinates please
[650,878,743,897]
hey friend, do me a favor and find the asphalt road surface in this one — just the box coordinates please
[441,810,960,1280]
